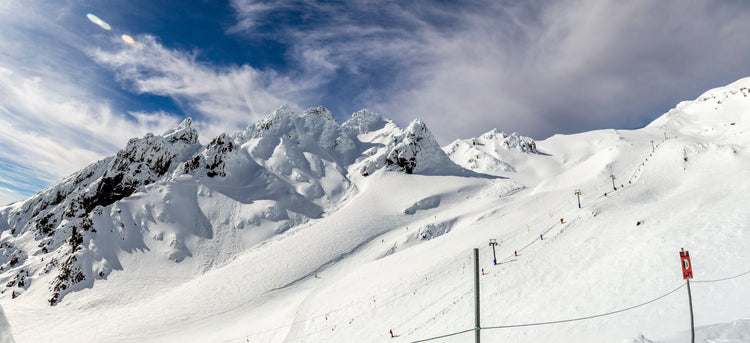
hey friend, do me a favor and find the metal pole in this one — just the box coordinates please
[489,239,497,265]
[474,248,481,343]
[687,278,694,343]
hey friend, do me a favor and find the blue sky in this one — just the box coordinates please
[2,0,750,205]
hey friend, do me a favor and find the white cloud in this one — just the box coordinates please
[377,0,750,142]
[230,0,750,143]
[0,68,182,179]
[89,35,316,139]
[0,188,24,207]
[0,3,185,203]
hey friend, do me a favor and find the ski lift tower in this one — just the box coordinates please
[489,239,498,265]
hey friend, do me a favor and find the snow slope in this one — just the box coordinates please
[0,305,14,343]
[2,78,750,342]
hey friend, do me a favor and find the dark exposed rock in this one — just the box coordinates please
[49,255,86,305]
[6,269,30,290]
[162,117,199,145]
[0,242,27,272]
[0,119,200,305]
[385,150,417,174]
[36,212,56,236]
[75,133,180,216]
[183,133,236,178]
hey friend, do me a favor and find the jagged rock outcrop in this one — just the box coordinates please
[383,119,465,175]
[0,118,201,305]
[481,129,537,154]
[443,129,538,176]
[182,133,237,178]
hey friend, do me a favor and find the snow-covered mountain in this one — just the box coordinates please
[1,77,750,342]
[444,129,538,176]
[0,105,468,306]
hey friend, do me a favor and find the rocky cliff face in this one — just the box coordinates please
[384,119,462,174]
[0,119,201,304]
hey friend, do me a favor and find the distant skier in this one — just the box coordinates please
[482,268,485,275]
[560,218,564,224]
[540,234,543,240]
[390,329,394,338]
[514,250,517,257]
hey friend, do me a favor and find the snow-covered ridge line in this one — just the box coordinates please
[443,129,538,176]
[0,105,499,305]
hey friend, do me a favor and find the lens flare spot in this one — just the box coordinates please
[122,35,135,45]
[86,13,111,31]
[121,35,144,49]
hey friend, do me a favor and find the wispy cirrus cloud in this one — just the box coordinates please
[229,0,750,143]
[0,65,182,205]
[0,1,183,205]
[88,35,313,139]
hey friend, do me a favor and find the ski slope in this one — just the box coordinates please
[2,78,750,342]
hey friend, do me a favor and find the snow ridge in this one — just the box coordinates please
[0,106,480,305]
[0,119,201,304]
[444,129,538,176]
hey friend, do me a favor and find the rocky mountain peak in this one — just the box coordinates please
[162,117,199,144]
[343,109,388,134]
[480,129,537,154]
[384,119,463,175]
[246,105,297,140]
[303,106,335,121]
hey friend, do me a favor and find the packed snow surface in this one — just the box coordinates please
[1,78,750,342]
